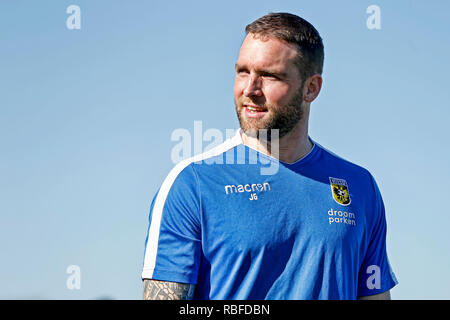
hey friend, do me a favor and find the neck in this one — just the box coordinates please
[241,116,313,164]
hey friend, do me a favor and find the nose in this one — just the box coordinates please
[243,74,263,97]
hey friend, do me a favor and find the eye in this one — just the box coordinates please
[261,72,280,80]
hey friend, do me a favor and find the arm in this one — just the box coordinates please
[357,290,391,300]
[143,279,196,300]
[356,176,398,298]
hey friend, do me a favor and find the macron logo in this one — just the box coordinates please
[224,182,271,194]
[224,183,271,201]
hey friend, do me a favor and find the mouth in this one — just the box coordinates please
[243,104,268,118]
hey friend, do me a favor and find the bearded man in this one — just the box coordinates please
[141,12,397,300]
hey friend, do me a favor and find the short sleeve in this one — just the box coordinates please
[357,175,398,297]
[141,163,202,284]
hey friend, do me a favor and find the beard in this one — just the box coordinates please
[235,89,304,141]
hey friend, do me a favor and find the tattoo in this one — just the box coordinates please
[143,279,195,300]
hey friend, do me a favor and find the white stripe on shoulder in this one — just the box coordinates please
[142,129,243,278]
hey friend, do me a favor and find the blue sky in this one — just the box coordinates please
[0,0,449,299]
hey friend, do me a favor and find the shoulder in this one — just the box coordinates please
[161,131,243,190]
[312,141,382,206]
[314,141,375,182]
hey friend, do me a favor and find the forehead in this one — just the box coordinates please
[236,33,299,71]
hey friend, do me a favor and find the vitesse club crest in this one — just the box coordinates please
[329,177,351,206]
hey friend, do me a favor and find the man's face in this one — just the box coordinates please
[234,33,305,139]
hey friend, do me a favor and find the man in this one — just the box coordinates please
[142,12,397,300]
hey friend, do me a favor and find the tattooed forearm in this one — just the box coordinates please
[143,279,195,300]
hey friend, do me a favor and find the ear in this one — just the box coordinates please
[302,74,323,103]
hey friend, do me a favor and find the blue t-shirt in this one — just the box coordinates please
[142,130,397,299]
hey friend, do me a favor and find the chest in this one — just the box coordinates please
[199,172,367,259]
